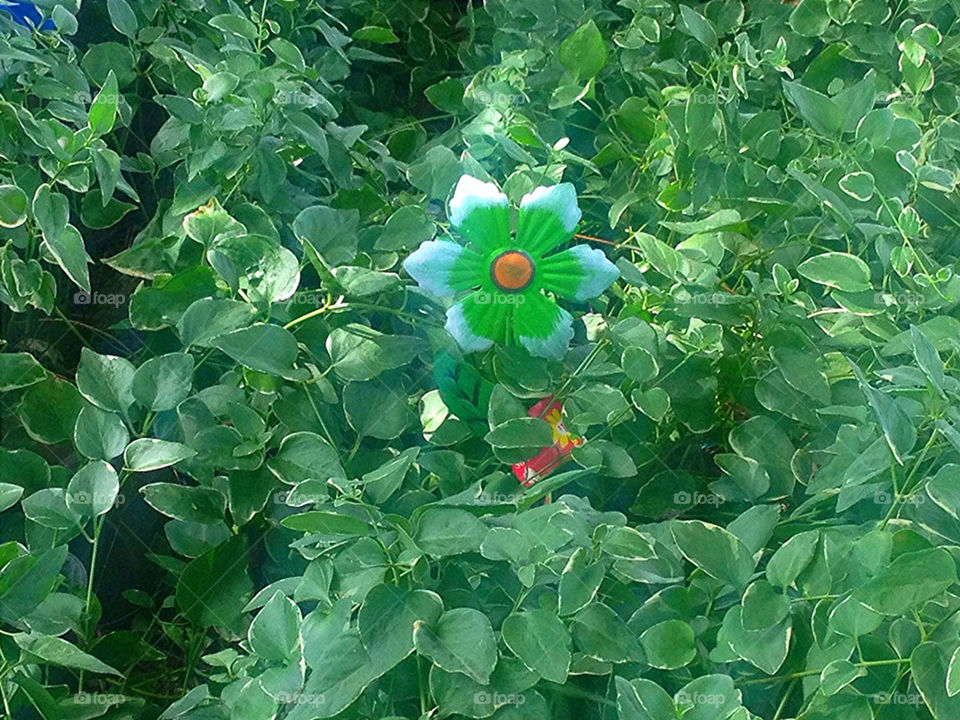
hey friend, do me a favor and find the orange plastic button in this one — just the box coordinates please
[491,250,534,292]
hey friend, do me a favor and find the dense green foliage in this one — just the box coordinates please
[3,0,960,718]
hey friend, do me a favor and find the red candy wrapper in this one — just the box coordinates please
[512,396,583,487]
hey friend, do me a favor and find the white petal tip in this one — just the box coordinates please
[520,183,581,233]
[519,311,574,361]
[448,175,508,228]
[403,240,463,298]
[445,303,493,353]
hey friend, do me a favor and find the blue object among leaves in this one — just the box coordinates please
[0,0,56,30]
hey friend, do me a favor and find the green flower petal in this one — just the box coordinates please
[514,183,581,257]
[512,292,574,360]
[538,244,620,301]
[445,291,510,353]
[448,175,510,253]
[403,240,486,297]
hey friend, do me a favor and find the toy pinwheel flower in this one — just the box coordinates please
[403,175,619,360]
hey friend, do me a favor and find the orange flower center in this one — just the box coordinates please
[491,250,534,292]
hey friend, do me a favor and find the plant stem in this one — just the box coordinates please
[79,513,104,690]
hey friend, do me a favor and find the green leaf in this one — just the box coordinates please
[602,526,656,561]
[797,252,871,292]
[249,591,301,663]
[375,205,436,251]
[19,377,83,445]
[358,584,442,673]
[0,185,28,228]
[911,324,946,395]
[22,488,81,530]
[765,530,818,590]
[327,325,423,381]
[849,363,917,464]
[571,603,642,663]
[671,520,756,589]
[559,548,604,616]
[0,352,47,391]
[141,483,226,523]
[947,645,960,697]
[424,78,465,112]
[176,535,252,633]
[132,352,194,411]
[741,580,790,630]
[106,0,138,39]
[343,381,411,440]
[615,677,675,720]
[501,609,572,684]
[789,0,830,37]
[73,404,129,460]
[926,465,960,520]
[89,70,119,136]
[407,145,461,200]
[415,508,487,558]
[353,26,399,43]
[0,546,68,625]
[911,642,960,718]
[210,13,258,40]
[0,483,23,513]
[44,224,91,294]
[267,432,346,485]
[660,209,741,235]
[782,80,844,135]
[212,324,304,380]
[414,607,497,684]
[207,233,300,304]
[177,298,256,348]
[639,619,696,669]
[853,548,956,615]
[201,72,239,103]
[293,206,359,266]
[362,448,419,504]
[65,460,119,518]
[677,5,717,47]
[717,605,791,674]
[558,21,608,79]
[838,171,875,201]
[281,510,372,536]
[15,633,120,675]
[820,659,866,696]
[288,111,330,162]
[124,439,196,472]
[76,348,135,413]
[484,418,553,448]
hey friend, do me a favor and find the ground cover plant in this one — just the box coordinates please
[2,0,960,718]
